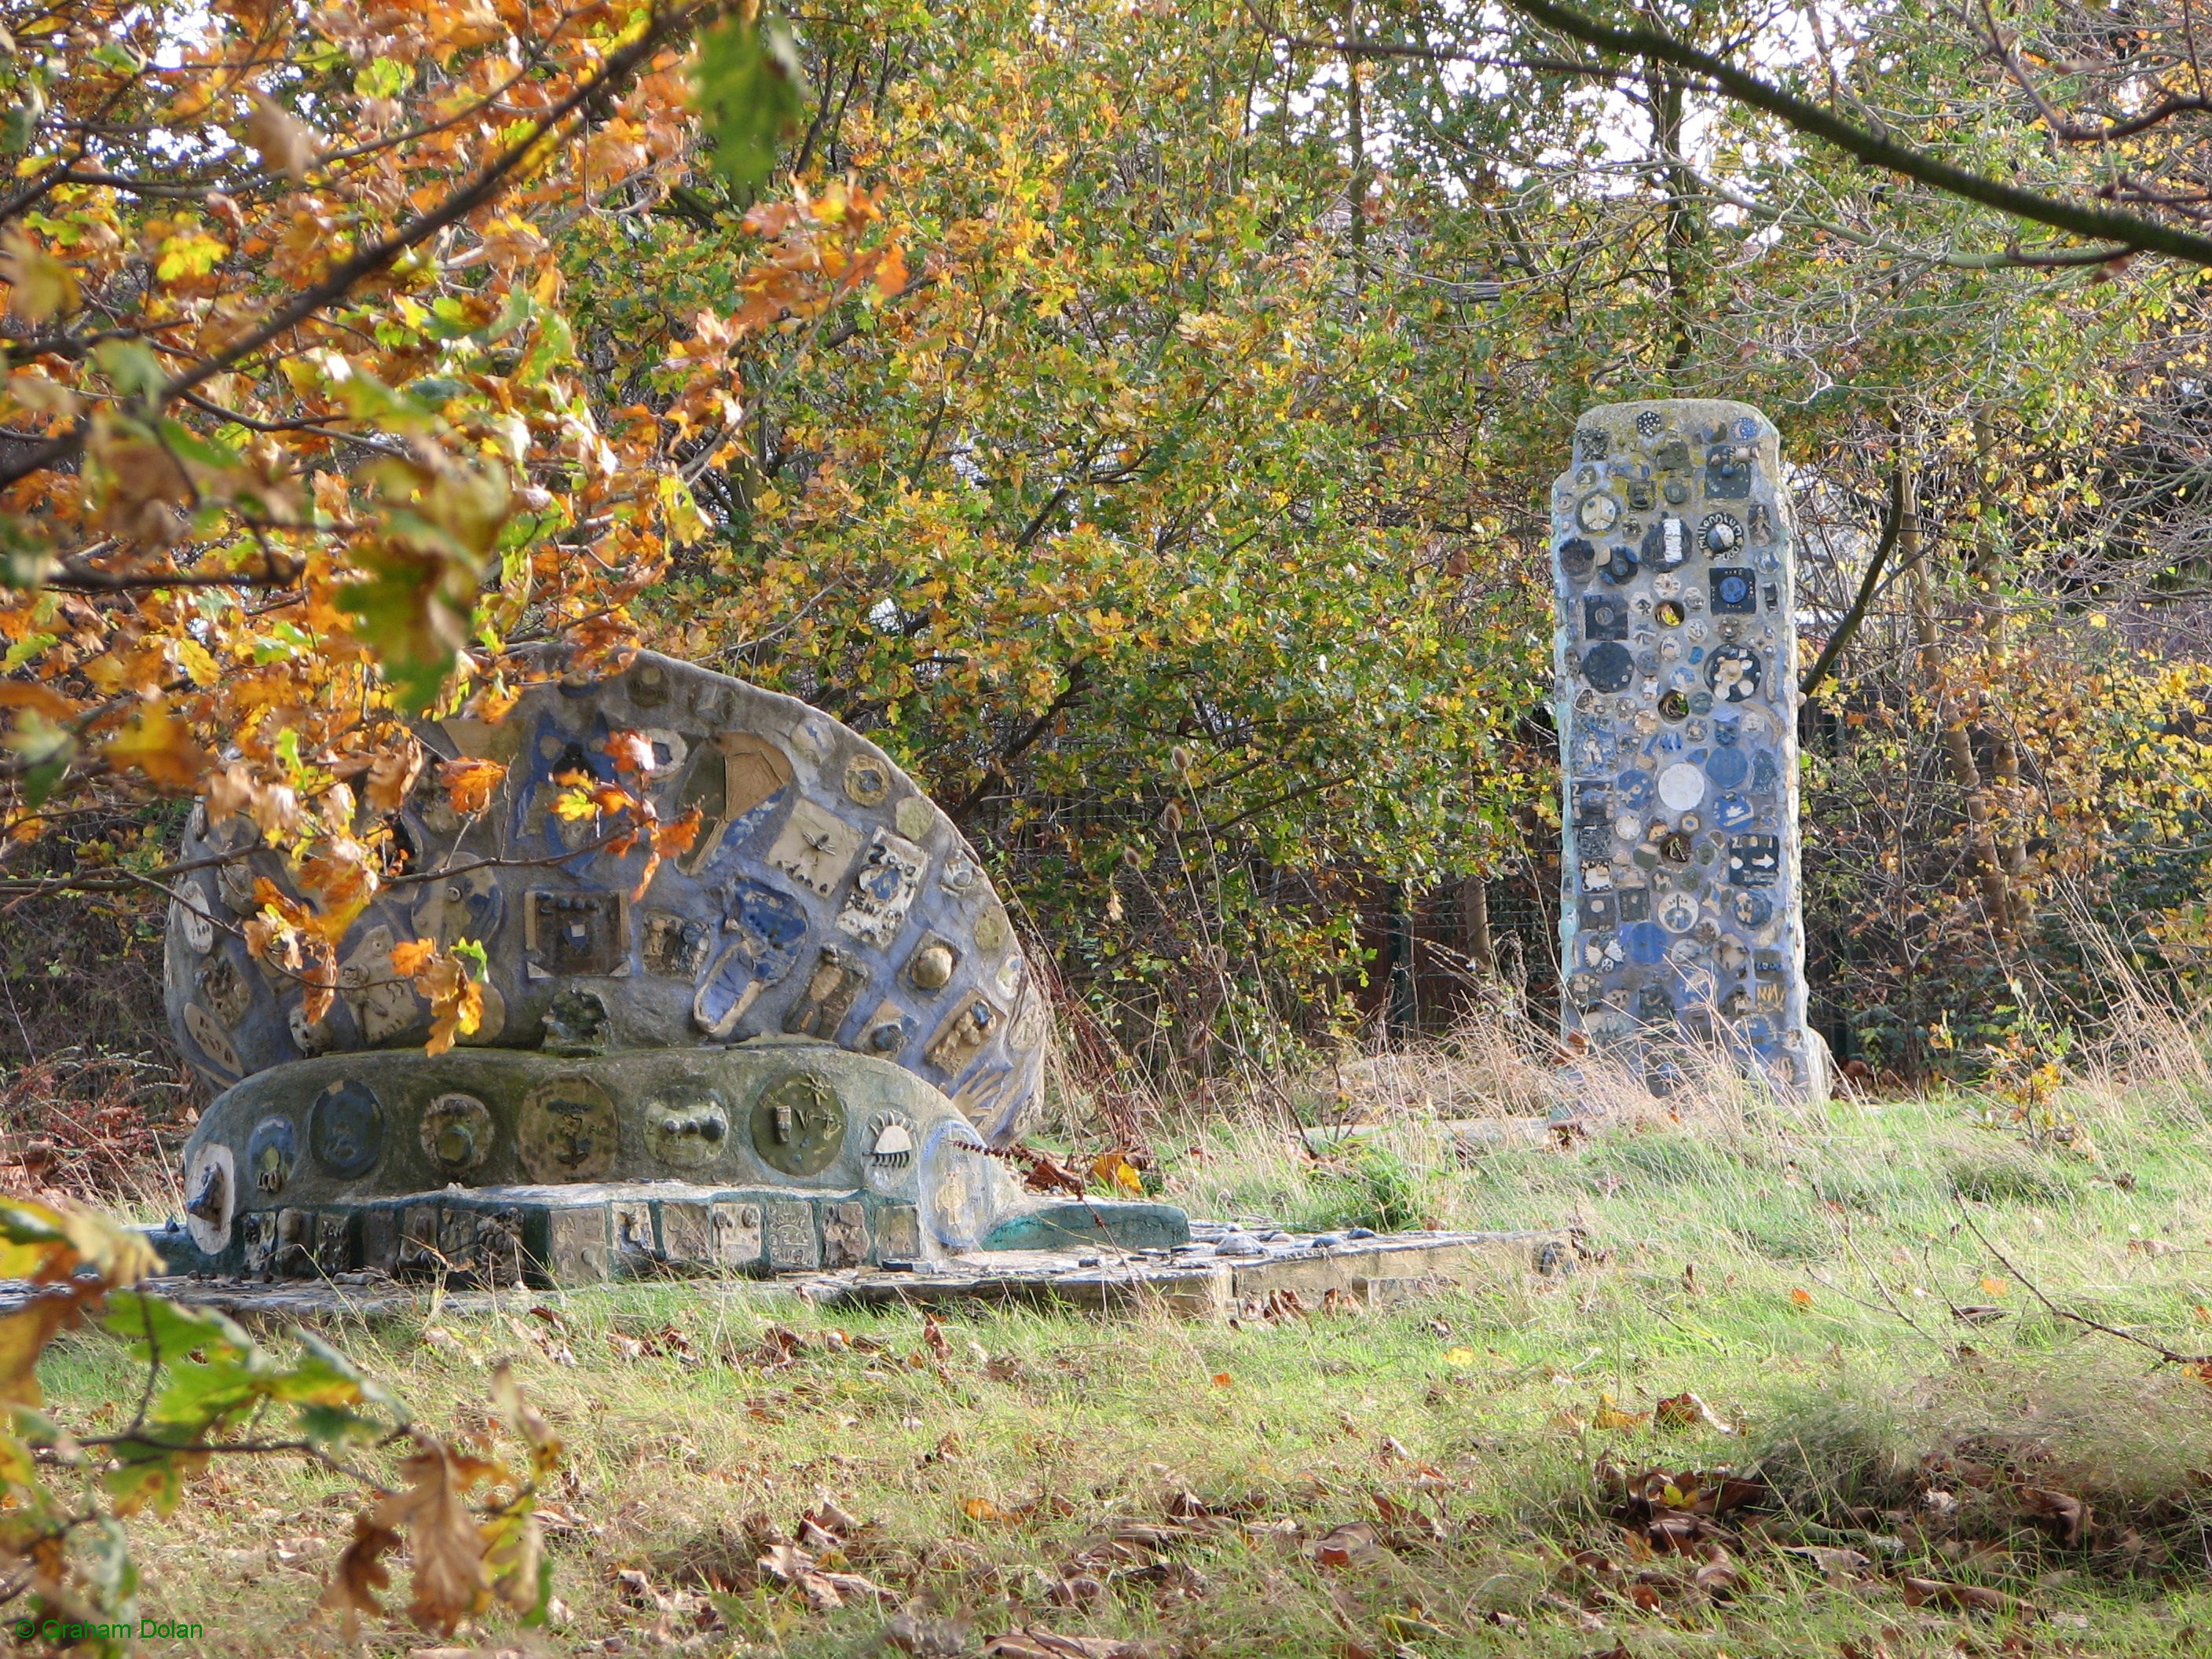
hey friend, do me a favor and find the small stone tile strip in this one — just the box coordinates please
[5,1225,1569,1325]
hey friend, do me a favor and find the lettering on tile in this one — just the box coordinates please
[835,827,926,949]
[764,1200,820,1271]
[750,1071,847,1177]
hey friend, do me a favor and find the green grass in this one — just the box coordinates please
[34,1075,2212,1656]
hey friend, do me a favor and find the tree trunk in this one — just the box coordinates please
[1904,463,2014,938]
[1459,874,1496,977]
[1973,408,2034,935]
[1646,64,1700,378]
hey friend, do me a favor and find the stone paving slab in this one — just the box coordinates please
[20,1224,1567,1327]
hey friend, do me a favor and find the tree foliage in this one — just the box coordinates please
[9,0,2212,1083]
[0,1196,558,1649]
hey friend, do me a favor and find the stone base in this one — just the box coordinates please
[144,1185,1188,1287]
[120,1220,1566,1323]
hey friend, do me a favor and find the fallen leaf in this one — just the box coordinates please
[884,1613,975,1656]
[1312,1522,1380,1567]
[1789,1287,1814,1308]
[982,1629,1142,1659]
[1654,1391,1734,1434]
[2017,1486,2089,1547]
[1899,1576,2034,1619]
[1786,1544,1873,1580]
[1593,1393,1649,1430]
[1693,1542,1741,1597]
[1211,1372,1232,1388]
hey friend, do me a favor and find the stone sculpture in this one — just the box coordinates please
[161,650,1184,1282]
[1550,400,1825,1099]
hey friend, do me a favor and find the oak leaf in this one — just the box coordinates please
[102,699,210,791]
[373,1437,503,1633]
[436,757,504,819]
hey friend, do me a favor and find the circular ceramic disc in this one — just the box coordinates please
[1657,762,1706,812]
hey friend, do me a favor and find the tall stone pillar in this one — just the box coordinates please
[1549,400,1824,1099]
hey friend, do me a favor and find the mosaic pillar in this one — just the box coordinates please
[1549,400,1824,1099]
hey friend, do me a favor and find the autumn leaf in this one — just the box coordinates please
[1654,1391,1735,1434]
[339,540,484,713]
[321,1514,400,1635]
[1789,1287,1814,1308]
[1090,1151,1144,1196]
[389,937,484,1057]
[101,698,210,791]
[439,756,507,816]
[244,92,320,181]
[295,837,380,935]
[1592,1393,1648,1430]
[1899,1576,2034,1619]
[0,1298,79,1408]
[373,1435,503,1633]
[0,225,78,323]
[602,728,656,775]
[363,733,426,815]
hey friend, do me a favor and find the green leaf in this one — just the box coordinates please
[265,1330,372,1408]
[100,1290,251,1368]
[691,16,808,195]
[101,1434,193,1517]
[297,1401,383,1448]
[90,338,164,401]
[339,540,482,714]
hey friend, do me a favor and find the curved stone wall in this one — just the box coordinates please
[163,650,1046,1147]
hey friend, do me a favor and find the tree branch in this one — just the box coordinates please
[1802,467,1906,698]
[1294,0,2212,266]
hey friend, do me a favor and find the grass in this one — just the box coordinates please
[31,1036,2212,1657]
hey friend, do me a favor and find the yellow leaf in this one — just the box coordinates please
[102,698,209,791]
[0,225,77,323]
[1592,1393,1648,1430]
[0,1298,78,1407]
[1979,1276,2009,1299]
[389,937,438,979]
[1444,1347,1477,1368]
